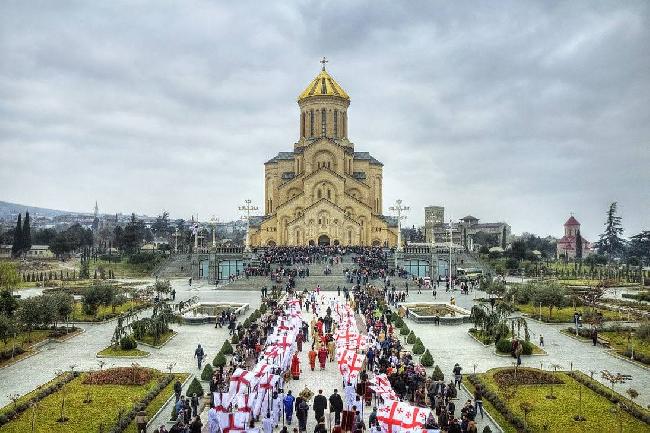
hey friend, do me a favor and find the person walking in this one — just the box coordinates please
[308,348,317,371]
[297,398,309,432]
[453,363,462,388]
[313,390,328,422]
[194,344,205,370]
[329,389,343,425]
[284,391,296,425]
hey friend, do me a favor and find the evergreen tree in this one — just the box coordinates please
[11,214,23,257]
[575,228,583,260]
[595,202,625,260]
[22,212,32,251]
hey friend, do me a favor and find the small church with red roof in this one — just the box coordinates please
[556,215,593,259]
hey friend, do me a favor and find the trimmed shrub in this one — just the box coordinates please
[407,331,416,344]
[231,333,240,344]
[186,377,204,397]
[420,349,434,367]
[120,335,137,351]
[482,427,492,433]
[213,353,227,368]
[201,363,214,381]
[220,340,233,355]
[495,339,512,354]
[400,325,410,335]
[243,318,251,328]
[431,365,445,381]
[412,339,425,355]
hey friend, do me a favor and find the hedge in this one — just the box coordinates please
[186,378,204,397]
[412,339,425,355]
[407,331,416,344]
[431,365,444,381]
[213,353,227,368]
[420,349,434,367]
[201,364,214,381]
[220,340,233,355]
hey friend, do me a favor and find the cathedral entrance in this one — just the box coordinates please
[318,235,331,246]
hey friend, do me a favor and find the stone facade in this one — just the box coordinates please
[249,66,398,247]
[556,215,592,259]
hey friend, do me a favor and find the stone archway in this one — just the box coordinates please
[318,235,331,246]
[372,239,381,247]
[333,239,340,246]
[309,239,315,246]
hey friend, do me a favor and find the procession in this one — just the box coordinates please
[167,280,480,433]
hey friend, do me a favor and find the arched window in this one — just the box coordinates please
[321,108,326,136]
[327,189,331,199]
[317,189,322,199]
[301,112,305,138]
[334,110,338,138]
[342,113,346,137]
[310,110,314,136]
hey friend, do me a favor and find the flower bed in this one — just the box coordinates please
[83,367,155,385]
[466,368,650,433]
[0,369,187,433]
[96,346,149,358]
[493,368,563,388]
[516,304,622,323]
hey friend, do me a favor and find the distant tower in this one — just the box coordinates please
[94,201,99,219]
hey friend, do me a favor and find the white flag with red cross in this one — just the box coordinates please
[228,368,258,396]
[236,392,258,422]
[217,412,246,433]
[398,405,431,433]
[376,400,404,433]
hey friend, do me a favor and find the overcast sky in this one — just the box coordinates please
[1,1,648,240]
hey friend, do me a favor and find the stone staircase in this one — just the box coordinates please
[153,253,193,279]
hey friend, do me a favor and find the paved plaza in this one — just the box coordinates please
[1,273,649,432]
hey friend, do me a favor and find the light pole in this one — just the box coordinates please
[173,227,179,254]
[210,216,220,248]
[389,199,409,251]
[448,219,453,282]
[239,200,258,252]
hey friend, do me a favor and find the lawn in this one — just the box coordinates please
[0,328,81,367]
[516,303,623,323]
[71,300,149,322]
[137,330,176,347]
[87,257,164,278]
[466,368,650,433]
[600,331,650,365]
[0,370,187,433]
[97,345,149,358]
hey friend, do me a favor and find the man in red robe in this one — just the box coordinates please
[308,348,317,371]
[318,345,328,370]
[291,353,301,380]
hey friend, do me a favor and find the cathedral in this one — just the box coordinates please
[249,62,398,247]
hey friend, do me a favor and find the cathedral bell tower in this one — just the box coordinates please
[297,57,350,146]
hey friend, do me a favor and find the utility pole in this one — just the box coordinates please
[239,200,259,252]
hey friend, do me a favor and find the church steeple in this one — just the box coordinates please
[297,59,350,142]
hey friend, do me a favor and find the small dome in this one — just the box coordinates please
[564,216,580,226]
[298,69,349,102]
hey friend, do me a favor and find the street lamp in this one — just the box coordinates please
[239,200,259,252]
[210,216,220,248]
[389,199,409,252]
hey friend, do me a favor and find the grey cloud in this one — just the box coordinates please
[0,0,648,240]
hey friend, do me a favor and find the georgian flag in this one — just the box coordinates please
[399,406,431,433]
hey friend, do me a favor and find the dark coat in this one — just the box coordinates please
[314,394,328,413]
[329,393,344,412]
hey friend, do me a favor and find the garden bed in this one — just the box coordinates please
[0,327,82,368]
[516,304,622,323]
[465,368,650,433]
[97,345,149,358]
[136,330,177,348]
[0,368,188,433]
[71,300,150,322]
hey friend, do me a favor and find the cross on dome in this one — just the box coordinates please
[320,56,328,70]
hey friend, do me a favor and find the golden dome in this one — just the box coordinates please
[298,69,350,102]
